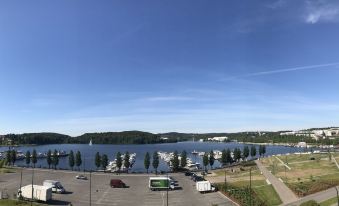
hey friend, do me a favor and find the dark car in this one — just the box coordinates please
[110,179,126,188]
[185,171,192,176]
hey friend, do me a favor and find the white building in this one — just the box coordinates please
[207,136,228,142]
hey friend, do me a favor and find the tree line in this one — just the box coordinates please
[1,131,177,145]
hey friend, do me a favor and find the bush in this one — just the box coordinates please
[0,160,5,168]
[300,200,319,206]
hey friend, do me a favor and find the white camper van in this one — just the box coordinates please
[43,180,65,193]
[18,185,52,202]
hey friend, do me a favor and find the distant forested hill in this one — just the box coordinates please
[1,131,176,145]
[69,131,176,144]
[3,133,70,145]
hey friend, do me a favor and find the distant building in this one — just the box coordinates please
[297,142,307,148]
[207,136,228,142]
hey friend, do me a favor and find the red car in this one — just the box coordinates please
[110,179,126,188]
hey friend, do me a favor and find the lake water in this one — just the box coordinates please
[0,142,303,172]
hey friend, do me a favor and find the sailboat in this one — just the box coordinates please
[89,139,92,146]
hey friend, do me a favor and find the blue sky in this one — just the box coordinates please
[1,0,339,136]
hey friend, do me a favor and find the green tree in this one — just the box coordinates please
[47,150,52,169]
[25,151,31,167]
[152,151,159,174]
[171,150,180,172]
[243,146,249,160]
[95,152,101,170]
[5,150,11,166]
[233,148,241,162]
[75,151,82,171]
[221,149,227,165]
[32,149,37,168]
[124,151,130,173]
[116,152,122,172]
[250,145,257,158]
[68,150,75,170]
[10,150,16,166]
[203,153,209,172]
[144,152,150,173]
[52,149,59,169]
[209,150,215,169]
[226,149,232,164]
[262,145,266,157]
[180,150,187,168]
[101,154,108,171]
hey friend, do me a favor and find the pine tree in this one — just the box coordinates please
[25,151,31,167]
[11,150,16,166]
[69,150,75,170]
[101,154,108,171]
[32,149,37,168]
[180,150,187,168]
[152,151,159,174]
[47,150,52,169]
[116,152,122,172]
[226,149,232,164]
[52,149,59,169]
[250,145,257,158]
[209,150,215,169]
[95,152,101,170]
[203,153,209,172]
[243,146,249,160]
[221,149,227,165]
[144,152,150,173]
[171,150,179,172]
[75,151,82,171]
[124,151,130,173]
[262,145,266,157]
[6,150,11,166]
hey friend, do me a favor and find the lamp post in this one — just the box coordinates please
[31,167,34,206]
[249,167,252,206]
[166,172,169,206]
[89,170,92,206]
[224,169,227,192]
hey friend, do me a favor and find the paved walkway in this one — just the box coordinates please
[285,186,339,206]
[275,156,291,170]
[255,160,298,205]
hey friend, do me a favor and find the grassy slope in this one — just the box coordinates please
[0,200,43,206]
[253,185,282,206]
[319,197,338,206]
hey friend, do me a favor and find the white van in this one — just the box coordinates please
[43,180,65,193]
[18,185,52,202]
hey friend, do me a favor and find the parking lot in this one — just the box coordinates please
[0,168,235,206]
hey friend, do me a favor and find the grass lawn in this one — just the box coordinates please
[319,196,338,206]
[261,153,339,197]
[0,200,43,206]
[0,167,16,173]
[210,162,281,205]
[253,185,282,206]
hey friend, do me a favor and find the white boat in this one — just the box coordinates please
[191,150,199,155]
[89,139,92,146]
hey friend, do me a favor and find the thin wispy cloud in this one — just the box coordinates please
[305,0,339,24]
[220,62,339,81]
[266,0,287,9]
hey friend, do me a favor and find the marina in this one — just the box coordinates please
[0,141,304,172]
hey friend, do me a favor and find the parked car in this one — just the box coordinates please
[185,171,192,176]
[43,180,65,193]
[110,179,126,188]
[76,174,88,180]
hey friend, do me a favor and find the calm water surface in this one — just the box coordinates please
[0,142,303,172]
